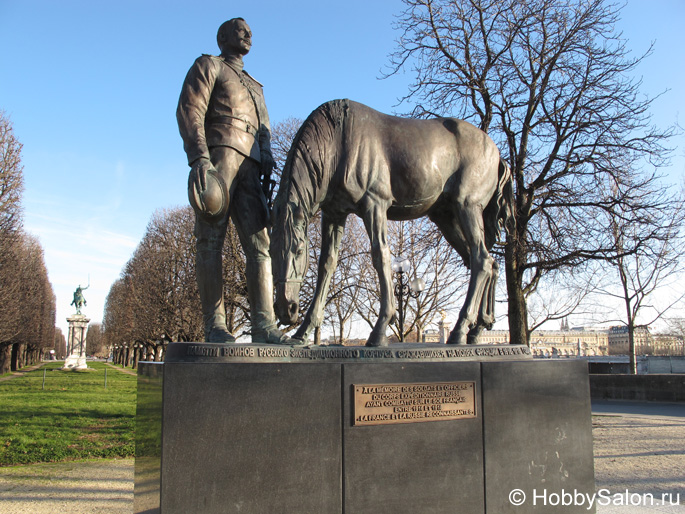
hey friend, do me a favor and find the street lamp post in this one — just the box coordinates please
[392,256,425,342]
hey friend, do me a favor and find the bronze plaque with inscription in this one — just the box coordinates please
[353,382,477,426]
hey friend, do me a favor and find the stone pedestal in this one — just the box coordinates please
[135,343,595,514]
[63,314,89,370]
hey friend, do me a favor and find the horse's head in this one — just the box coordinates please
[270,201,309,326]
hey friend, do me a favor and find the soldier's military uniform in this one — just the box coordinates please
[177,54,279,343]
[178,54,271,166]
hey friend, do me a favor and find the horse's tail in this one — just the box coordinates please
[498,158,516,237]
[484,158,516,248]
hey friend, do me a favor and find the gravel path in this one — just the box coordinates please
[592,415,685,513]
[0,459,133,514]
[1,414,683,513]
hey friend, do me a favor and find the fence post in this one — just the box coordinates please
[42,368,46,390]
[104,368,108,389]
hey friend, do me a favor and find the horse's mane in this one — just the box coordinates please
[274,99,350,220]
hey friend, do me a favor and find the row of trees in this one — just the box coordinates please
[103,207,206,365]
[0,112,56,374]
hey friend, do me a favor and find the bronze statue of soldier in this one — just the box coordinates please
[177,18,283,344]
[71,284,88,315]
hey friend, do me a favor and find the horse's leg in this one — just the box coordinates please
[293,214,346,343]
[362,201,394,347]
[482,259,498,328]
[448,206,495,345]
[466,261,498,344]
[428,208,471,336]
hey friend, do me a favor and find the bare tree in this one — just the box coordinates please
[598,178,685,373]
[86,322,106,357]
[526,263,603,332]
[0,112,25,354]
[103,277,135,365]
[53,327,67,359]
[130,207,207,343]
[269,117,304,210]
[665,317,685,342]
[386,0,674,344]
[0,111,23,241]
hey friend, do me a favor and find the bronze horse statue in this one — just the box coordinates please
[271,99,514,346]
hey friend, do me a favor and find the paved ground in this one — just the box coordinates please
[592,402,685,513]
[592,400,685,419]
[0,400,682,513]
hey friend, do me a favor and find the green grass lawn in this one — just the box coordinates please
[0,362,136,465]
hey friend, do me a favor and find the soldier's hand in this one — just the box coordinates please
[189,158,214,193]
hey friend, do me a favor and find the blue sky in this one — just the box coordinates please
[1,0,683,337]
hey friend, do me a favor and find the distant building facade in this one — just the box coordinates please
[327,321,683,356]
[529,328,608,357]
[608,325,685,356]
[608,325,650,355]
[422,329,441,343]
[478,327,609,357]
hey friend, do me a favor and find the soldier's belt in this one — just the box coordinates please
[207,116,258,137]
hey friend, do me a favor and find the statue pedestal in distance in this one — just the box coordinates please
[63,314,89,370]
[134,343,596,514]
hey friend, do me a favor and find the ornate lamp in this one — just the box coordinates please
[392,256,425,342]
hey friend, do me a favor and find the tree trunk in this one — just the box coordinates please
[11,343,22,371]
[0,344,11,375]
[505,239,529,346]
[628,322,637,375]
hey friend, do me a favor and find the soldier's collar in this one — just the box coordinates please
[216,55,264,87]
[220,53,244,72]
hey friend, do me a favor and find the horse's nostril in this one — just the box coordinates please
[288,303,298,316]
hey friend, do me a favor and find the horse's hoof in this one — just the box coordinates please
[365,334,389,347]
[281,336,305,345]
[446,333,467,345]
[293,326,309,341]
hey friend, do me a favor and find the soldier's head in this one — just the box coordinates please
[217,18,252,57]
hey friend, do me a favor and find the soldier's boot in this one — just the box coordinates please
[197,249,236,343]
[246,259,287,344]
